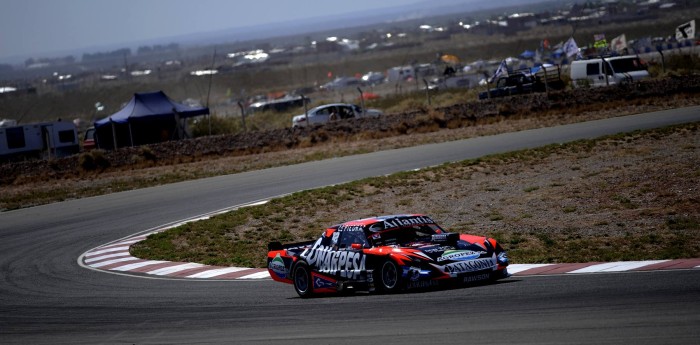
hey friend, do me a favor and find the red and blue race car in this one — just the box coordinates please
[267,214,510,297]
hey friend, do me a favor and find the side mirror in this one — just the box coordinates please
[351,243,363,250]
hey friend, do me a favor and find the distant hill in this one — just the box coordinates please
[171,0,560,46]
[0,0,564,64]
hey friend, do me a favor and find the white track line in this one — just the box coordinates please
[84,252,132,263]
[85,246,131,257]
[147,263,205,275]
[506,264,554,274]
[89,257,140,268]
[238,271,271,279]
[186,267,250,278]
[111,260,171,271]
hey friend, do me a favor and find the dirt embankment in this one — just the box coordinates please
[2,75,700,188]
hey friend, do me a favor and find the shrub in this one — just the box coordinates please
[79,150,110,171]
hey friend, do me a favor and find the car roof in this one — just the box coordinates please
[311,103,354,110]
[337,214,435,228]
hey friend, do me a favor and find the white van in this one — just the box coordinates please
[570,55,649,88]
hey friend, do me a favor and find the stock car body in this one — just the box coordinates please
[267,214,510,297]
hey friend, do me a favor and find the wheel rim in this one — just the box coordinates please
[295,266,309,293]
[382,261,398,289]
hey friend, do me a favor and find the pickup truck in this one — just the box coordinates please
[479,66,565,100]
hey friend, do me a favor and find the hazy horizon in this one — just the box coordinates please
[1,0,430,62]
[0,0,552,64]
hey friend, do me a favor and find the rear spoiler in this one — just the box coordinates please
[268,240,315,251]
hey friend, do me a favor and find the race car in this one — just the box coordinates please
[267,214,510,298]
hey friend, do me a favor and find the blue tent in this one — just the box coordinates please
[94,91,209,149]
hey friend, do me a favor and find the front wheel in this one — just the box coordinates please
[377,259,402,293]
[292,261,314,298]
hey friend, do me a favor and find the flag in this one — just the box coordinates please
[593,33,607,49]
[610,34,627,53]
[676,20,696,40]
[489,60,507,83]
[563,37,580,58]
[632,36,652,53]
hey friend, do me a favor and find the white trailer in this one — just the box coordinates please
[0,121,79,161]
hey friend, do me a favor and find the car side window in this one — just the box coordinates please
[317,108,330,116]
[586,62,600,76]
[339,106,353,119]
[338,230,368,249]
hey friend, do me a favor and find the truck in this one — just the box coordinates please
[479,65,565,100]
[0,120,79,162]
[570,55,649,88]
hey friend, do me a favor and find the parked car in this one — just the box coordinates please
[267,214,510,297]
[83,127,96,151]
[361,72,386,86]
[291,103,382,127]
[247,95,309,114]
[479,65,565,99]
[570,55,649,88]
[320,77,361,91]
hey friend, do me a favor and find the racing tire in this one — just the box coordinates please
[377,259,402,293]
[292,261,314,298]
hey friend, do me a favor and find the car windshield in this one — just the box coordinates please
[372,224,442,247]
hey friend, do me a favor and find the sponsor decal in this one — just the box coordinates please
[302,245,366,279]
[382,215,435,229]
[268,253,287,279]
[422,246,453,254]
[338,225,364,232]
[431,234,448,241]
[437,250,485,262]
[313,275,337,289]
[463,273,491,283]
[406,280,440,289]
[407,267,421,281]
[440,258,495,274]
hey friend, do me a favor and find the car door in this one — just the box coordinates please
[311,106,331,124]
[335,227,368,280]
[338,105,354,119]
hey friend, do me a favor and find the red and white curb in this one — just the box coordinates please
[81,234,269,280]
[508,260,700,276]
[80,233,700,280]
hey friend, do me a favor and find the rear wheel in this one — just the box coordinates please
[292,261,313,298]
[377,259,402,293]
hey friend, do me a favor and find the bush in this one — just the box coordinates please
[79,150,110,171]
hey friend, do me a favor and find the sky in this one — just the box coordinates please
[0,0,423,62]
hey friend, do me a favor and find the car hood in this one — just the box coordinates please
[373,239,492,263]
[411,242,491,262]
